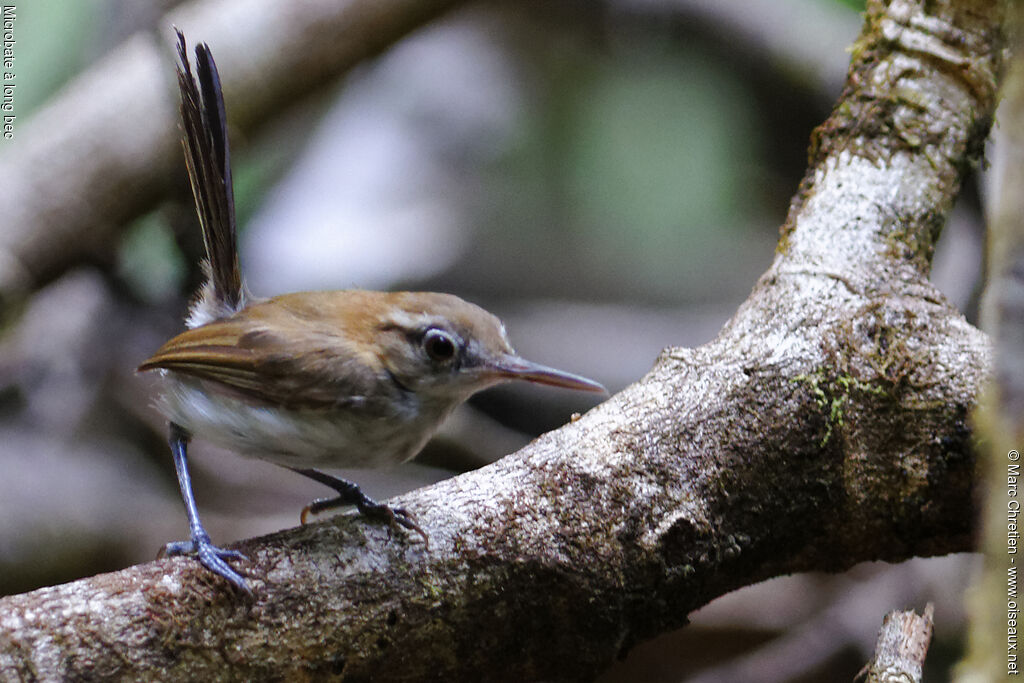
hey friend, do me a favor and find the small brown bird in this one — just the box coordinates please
[139,30,605,592]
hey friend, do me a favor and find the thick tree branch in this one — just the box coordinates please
[0,0,462,299]
[0,0,1002,680]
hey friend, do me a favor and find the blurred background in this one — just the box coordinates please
[0,0,987,680]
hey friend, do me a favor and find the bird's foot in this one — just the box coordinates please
[301,492,429,547]
[355,497,429,546]
[159,532,250,593]
[289,468,429,547]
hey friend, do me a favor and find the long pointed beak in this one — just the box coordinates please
[485,355,607,394]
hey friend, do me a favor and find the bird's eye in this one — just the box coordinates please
[422,329,457,363]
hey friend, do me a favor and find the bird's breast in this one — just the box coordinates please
[153,373,448,468]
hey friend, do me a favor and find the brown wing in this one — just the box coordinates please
[138,311,383,410]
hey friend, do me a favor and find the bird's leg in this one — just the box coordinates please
[287,467,428,545]
[160,422,250,592]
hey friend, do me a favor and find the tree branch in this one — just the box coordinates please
[0,0,1002,680]
[859,604,934,683]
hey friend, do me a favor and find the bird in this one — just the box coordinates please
[137,29,606,592]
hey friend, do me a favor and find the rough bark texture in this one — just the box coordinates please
[861,604,934,682]
[0,0,1003,681]
[0,0,461,299]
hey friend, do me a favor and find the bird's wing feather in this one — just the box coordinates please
[138,316,382,409]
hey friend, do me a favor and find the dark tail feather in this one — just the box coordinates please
[175,28,243,312]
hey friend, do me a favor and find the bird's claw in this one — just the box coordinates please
[299,503,316,526]
[361,501,430,548]
[159,534,251,593]
[300,496,429,548]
